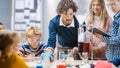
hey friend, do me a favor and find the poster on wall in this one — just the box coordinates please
[15,13,24,22]
[13,0,42,31]
[15,0,24,9]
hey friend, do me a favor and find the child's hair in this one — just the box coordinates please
[0,29,20,57]
[25,26,41,38]
[88,0,108,28]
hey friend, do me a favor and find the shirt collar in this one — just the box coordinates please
[59,17,74,27]
[114,11,120,19]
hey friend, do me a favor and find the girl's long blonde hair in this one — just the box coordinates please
[88,0,108,28]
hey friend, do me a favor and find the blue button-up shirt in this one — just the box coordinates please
[102,12,120,44]
[102,11,120,61]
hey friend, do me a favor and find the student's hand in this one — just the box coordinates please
[94,33,103,39]
[40,51,54,62]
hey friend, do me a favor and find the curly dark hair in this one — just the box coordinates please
[56,0,78,14]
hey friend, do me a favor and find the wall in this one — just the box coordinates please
[0,0,11,29]
[41,0,59,43]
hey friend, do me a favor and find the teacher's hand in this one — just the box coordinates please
[40,52,54,62]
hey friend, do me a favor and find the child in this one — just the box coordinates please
[0,29,29,68]
[19,26,46,57]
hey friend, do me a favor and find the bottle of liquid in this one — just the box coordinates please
[35,58,43,68]
[42,55,50,68]
[78,24,85,42]
[66,49,74,67]
[78,22,90,59]
[36,62,43,68]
